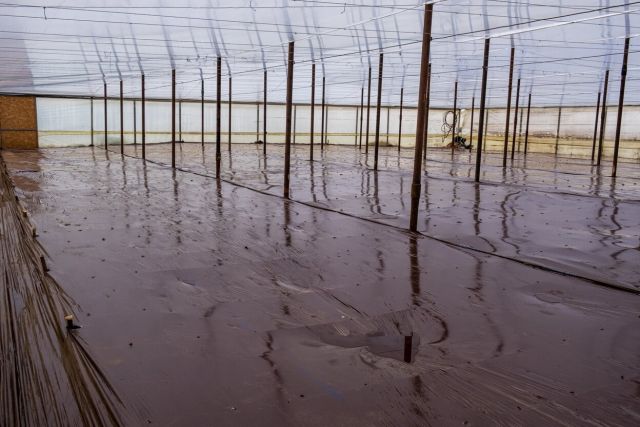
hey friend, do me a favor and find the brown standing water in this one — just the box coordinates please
[2,144,639,426]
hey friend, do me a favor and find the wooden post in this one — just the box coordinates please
[141,74,146,159]
[365,66,372,154]
[591,91,601,162]
[171,69,176,168]
[216,57,222,179]
[228,76,232,151]
[612,37,630,178]
[374,53,384,170]
[469,96,475,148]
[524,92,531,155]
[310,63,315,160]
[503,47,515,167]
[511,77,520,160]
[120,79,124,154]
[475,38,491,183]
[104,82,108,149]
[284,41,295,198]
[451,80,458,155]
[554,106,562,156]
[409,3,433,232]
[398,87,404,152]
[597,69,610,166]
[321,76,326,150]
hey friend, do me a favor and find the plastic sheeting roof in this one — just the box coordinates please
[0,1,637,108]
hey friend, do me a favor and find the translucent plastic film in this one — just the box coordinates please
[0,1,637,109]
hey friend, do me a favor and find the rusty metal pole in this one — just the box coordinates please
[451,80,458,155]
[409,3,433,232]
[120,79,124,154]
[171,69,176,168]
[524,92,531,155]
[359,86,364,148]
[398,87,404,152]
[263,69,267,154]
[469,96,475,148]
[321,76,326,150]
[612,37,630,178]
[475,38,491,183]
[423,63,431,161]
[228,76,232,151]
[503,47,515,168]
[511,77,520,160]
[216,57,222,179]
[201,78,204,148]
[310,63,315,161]
[90,97,94,147]
[284,41,295,198]
[365,66,372,155]
[554,106,562,156]
[591,91,601,162]
[597,69,609,166]
[104,82,108,150]
[142,74,146,160]
[374,53,384,171]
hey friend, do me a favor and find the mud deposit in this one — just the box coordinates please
[2,145,639,426]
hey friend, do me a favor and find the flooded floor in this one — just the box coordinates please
[2,144,640,426]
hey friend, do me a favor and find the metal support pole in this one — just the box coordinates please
[365,66,372,154]
[475,38,491,183]
[503,47,515,167]
[104,82,107,150]
[284,41,295,198]
[483,109,489,152]
[171,69,176,168]
[256,103,259,141]
[216,57,222,179]
[324,106,329,145]
[591,91,601,162]
[358,86,364,148]
[321,76,326,150]
[228,76,232,151]
[423,63,431,160]
[293,105,297,144]
[133,99,137,145]
[597,69,609,166]
[310,63,315,160]
[554,106,562,156]
[511,77,520,160]
[612,37,630,178]
[398,87,404,152]
[524,92,531,155]
[120,79,124,154]
[142,74,146,160]
[90,97,94,147]
[201,78,205,148]
[469,96,475,148]
[374,52,384,171]
[451,80,458,155]
[409,3,433,232]
[263,70,267,153]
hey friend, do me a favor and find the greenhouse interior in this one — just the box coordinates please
[1,1,639,426]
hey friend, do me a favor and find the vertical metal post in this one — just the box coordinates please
[475,38,491,183]
[423,63,431,160]
[398,87,404,152]
[310,63,315,160]
[216,57,222,179]
[104,82,108,149]
[511,77,520,160]
[554,106,562,156]
[374,52,384,170]
[141,74,146,160]
[591,91,601,162]
[483,108,489,152]
[365,66,372,154]
[358,86,364,148]
[171,69,176,168]
[201,78,205,148]
[503,47,515,167]
[321,76,326,150]
[612,37,630,178]
[469,96,475,148]
[597,69,609,166]
[524,92,531,155]
[324,105,329,145]
[451,80,458,155]
[228,76,232,151]
[293,105,297,144]
[409,3,433,232]
[263,69,267,153]
[284,41,295,198]
[256,103,259,141]
[90,97,94,147]
[120,79,124,154]
[133,99,137,145]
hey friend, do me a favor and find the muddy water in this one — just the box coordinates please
[132,143,640,292]
[3,146,640,426]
